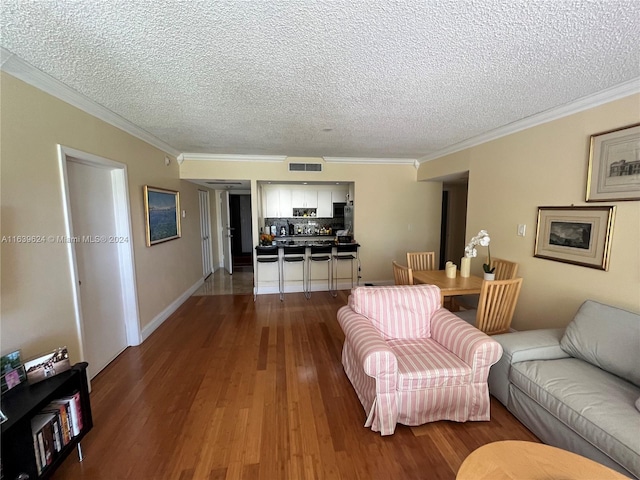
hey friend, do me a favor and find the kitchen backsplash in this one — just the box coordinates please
[264,217,346,236]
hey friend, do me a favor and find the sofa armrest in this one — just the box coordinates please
[337,306,397,379]
[488,328,568,406]
[430,308,503,382]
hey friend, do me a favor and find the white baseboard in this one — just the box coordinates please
[141,277,205,341]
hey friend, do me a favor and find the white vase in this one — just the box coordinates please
[460,257,471,277]
[484,272,495,281]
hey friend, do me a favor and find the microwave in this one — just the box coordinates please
[333,202,346,218]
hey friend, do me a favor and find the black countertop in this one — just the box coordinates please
[256,242,359,249]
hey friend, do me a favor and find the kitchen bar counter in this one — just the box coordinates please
[254,243,360,296]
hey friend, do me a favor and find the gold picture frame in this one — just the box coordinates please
[143,186,181,246]
[534,206,616,271]
[586,123,640,202]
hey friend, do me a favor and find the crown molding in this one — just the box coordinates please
[418,77,640,163]
[0,47,181,157]
[323,156,418,165]
[178,153,287,164]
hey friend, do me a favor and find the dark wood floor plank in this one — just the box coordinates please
[52,291,539,480]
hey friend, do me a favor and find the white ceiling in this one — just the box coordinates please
[1,0,639,162]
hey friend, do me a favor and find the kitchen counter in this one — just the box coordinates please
[254,243,360,296]
[258,241,359,248]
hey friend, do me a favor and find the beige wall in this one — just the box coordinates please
[181,158,443,283]
[1,73,203,362]
[418,94,640,330]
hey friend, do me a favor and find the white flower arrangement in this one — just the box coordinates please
[464,230,494,273]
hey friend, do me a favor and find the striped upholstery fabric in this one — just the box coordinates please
[337,285,503,435]
[387,338,471,389]
[348,284,440,339]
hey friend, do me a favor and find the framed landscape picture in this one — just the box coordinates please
[143,186,181,246]
[586,123,640,202]
[534,206,616,271]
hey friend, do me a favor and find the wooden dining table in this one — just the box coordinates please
[412,269,483,307]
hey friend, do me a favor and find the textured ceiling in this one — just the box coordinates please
[1,0,639,160]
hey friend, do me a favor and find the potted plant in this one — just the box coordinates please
[464,230,496,280]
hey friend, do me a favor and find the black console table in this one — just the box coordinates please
[1,362,93,479]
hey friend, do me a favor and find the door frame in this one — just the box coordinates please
[58,145,142,363]
[198,189,213,278]
[221,190,233,275]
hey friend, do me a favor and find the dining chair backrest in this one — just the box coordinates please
[475,277,523,335]
[392,261,413,285]
[406,251,436,271]
[489,258,519,280]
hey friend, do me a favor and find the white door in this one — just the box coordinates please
[221,190,233,274]
[199,190,213,278]
[66,160,128,379]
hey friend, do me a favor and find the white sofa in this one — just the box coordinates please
[488,300,640,479]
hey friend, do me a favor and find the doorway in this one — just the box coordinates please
[59,146,140,380]
[230,194,253,268]
[440,176,469,269]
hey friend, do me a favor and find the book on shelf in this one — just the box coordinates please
[28,390,84,475]
[49,391,82,437]
[42,402,71,446]
[30,413,56,474]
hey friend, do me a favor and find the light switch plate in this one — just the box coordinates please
[517,224,526,236]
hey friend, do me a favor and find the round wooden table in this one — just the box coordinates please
[456,441,628,480]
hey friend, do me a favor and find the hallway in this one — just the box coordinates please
[193,266,254,296]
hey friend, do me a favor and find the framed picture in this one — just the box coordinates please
[534,206,616,270]
[23,347,71,385]
[1,350,26,393]
[143,186,181,246]
[586,123,640,202]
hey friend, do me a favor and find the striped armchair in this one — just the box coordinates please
[337,284,503,436]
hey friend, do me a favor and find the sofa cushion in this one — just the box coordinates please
[348,285,440,339]
[560,300,640,387]
[510,358,640,476]
[387,338,471,390]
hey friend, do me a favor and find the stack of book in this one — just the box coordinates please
[29,391,83,475]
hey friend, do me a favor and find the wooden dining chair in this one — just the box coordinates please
[490,258,519,280]
[392,261,413,285]
[455,257,519,310]
[406,251,436,272]
[455,278,523,335]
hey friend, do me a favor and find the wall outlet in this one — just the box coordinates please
[517,224,526,236]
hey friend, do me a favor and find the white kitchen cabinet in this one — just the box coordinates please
[332,189,347,204]
[265,188,280,217]
[292,189,317,208]
[291,189,304,207]
[279,189,292,217]
[317,190,333,218]
[264,187,292,217]
[263,184,349,218]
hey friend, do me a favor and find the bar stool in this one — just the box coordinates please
[281,245,307,301]
[254,245,280,301]
[307,244,335,298]
[333,243,359,291]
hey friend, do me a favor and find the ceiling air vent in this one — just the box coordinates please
[289,163,322,172]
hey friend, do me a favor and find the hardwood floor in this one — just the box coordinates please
[53,291,538,480]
